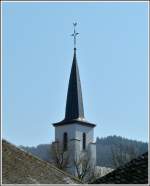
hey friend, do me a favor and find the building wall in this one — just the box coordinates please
[88,143,96,168]
[54,123,96,177]
[55,123,94,150]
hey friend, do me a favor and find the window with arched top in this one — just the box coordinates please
[63,132,68,151]
[83,133,86,150]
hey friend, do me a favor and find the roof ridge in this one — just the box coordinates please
[2,139,82,183]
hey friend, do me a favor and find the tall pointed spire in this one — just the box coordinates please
[53,24,96,127]
[65,48,84,120]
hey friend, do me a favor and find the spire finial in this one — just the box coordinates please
[71,22,79,49]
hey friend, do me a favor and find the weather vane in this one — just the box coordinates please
[71,22,79,49]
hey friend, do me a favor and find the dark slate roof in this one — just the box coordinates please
[65,48,84,120]
[91,152,148,184]
[2,139,81,184]
[53,48,96,128]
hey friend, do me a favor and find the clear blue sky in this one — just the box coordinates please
[2,2,148,146]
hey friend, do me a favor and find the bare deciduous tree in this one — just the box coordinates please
[51,142,97,183]
[51,141,70,170]
[111,143,138,168]
[74,151,96,182]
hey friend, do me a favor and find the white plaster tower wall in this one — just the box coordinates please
[88,143,96,168]
[55,122,96,176]
[55,123,94,151]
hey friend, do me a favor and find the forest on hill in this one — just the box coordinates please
[20,135,148,168]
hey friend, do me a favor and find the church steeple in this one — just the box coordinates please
[65,48,84,120]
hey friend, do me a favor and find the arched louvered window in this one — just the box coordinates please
[63,132,68,151]
[83,133,86,150]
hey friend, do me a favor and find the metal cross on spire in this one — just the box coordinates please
[71,22,79,49]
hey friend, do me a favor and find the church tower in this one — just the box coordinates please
[52,23,96,176]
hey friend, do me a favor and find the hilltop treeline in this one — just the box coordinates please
[20,135,148,168]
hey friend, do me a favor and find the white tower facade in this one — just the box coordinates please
[54,123,96,176]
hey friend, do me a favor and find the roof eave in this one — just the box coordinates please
[52,118,96,128]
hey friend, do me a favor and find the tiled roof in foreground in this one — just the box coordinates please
[2,139,81,184]
[91,152,148,184]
